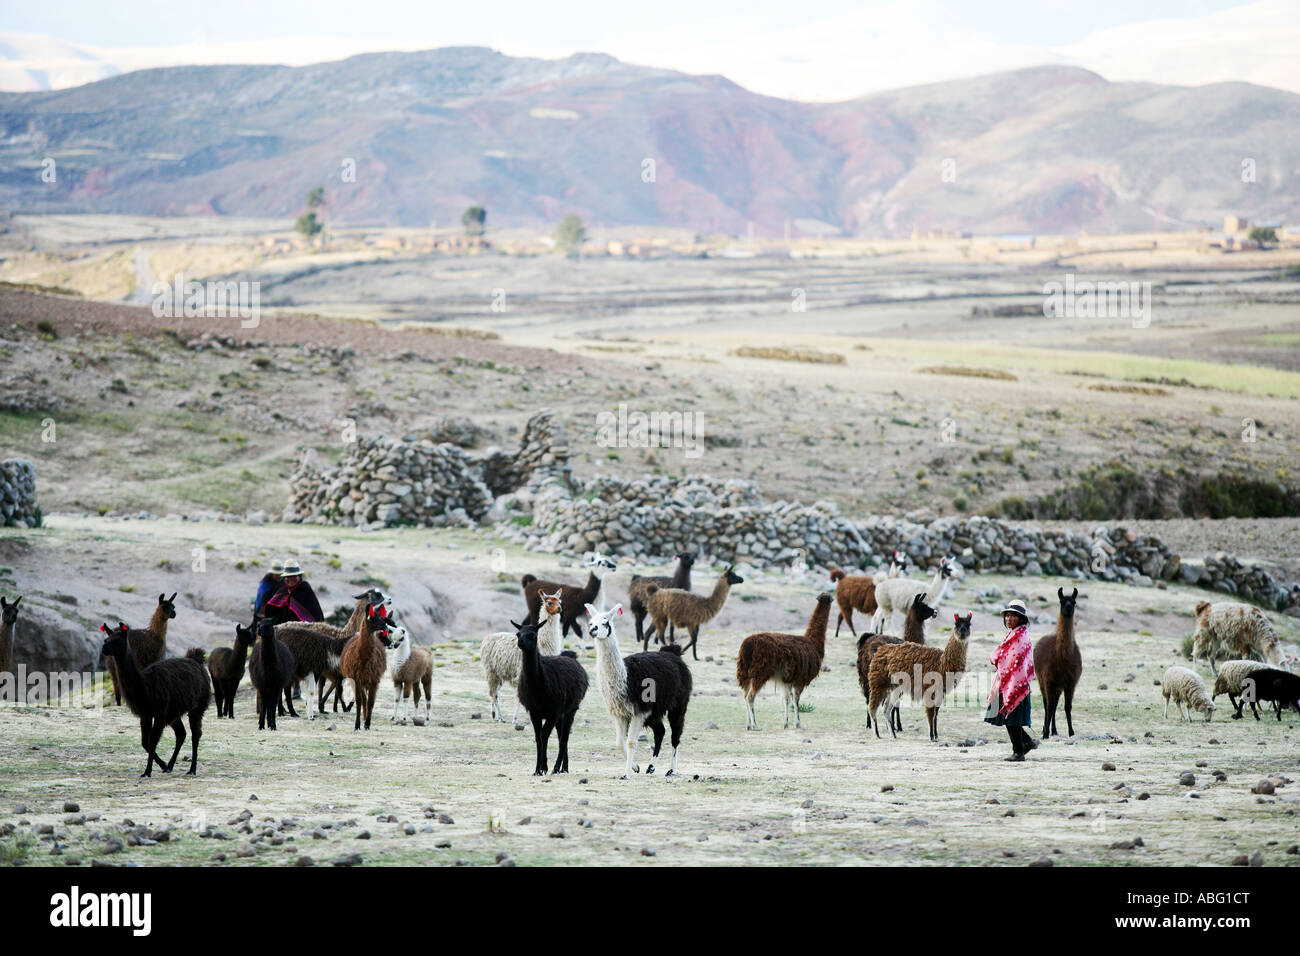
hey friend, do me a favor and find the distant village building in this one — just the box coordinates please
[1223,215,1248,234]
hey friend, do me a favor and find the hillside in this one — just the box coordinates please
[1,50,1297,234]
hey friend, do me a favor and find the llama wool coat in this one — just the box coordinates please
[986,624,1034,723]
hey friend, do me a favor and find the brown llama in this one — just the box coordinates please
[736,593,832,731]
[829,551,907,637]
[340,605,393,731]
[0,595,21,676]
[867,600,969,740]
[646,565,744,661]
[628,551,694,649]
[1033,587,1082,738]
[521,554,617,642]
[276,588,388,713]
[856,598,938,732]
[105,593,176,706]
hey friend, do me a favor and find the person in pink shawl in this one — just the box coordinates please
[985,599,1040,761]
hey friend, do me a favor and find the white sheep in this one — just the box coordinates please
[481,591,562,724]
[1161,665,1215,722]
[1190,601,1286,674]
[1211,659,1270,720]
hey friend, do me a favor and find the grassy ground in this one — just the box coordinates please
[2,521,1298,867]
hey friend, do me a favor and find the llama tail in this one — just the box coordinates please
[520,574,537,590]
[829,567,846,582]
[185,647,207,664]
[735,641,754,689]
[856,633,871,652]
[660,644,684,657]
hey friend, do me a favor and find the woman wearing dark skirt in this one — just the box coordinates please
[986,600,1040,761]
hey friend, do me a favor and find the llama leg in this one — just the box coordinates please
[392,682,401,722]
[794,688,805,730]
[613,715,628,752]
[403,686,412,724]
[666,707,685,776]
[301,674,316,721]
[488,676,501,722]
[536,716,555,776]
[782,686,791,730]
[1042,693,1053,737]
[687,626,700,661]
[645,717,666,774]
[187,712,202,775]
[1163,695,1169,720]
[552,712,573,774]
[925,706,937,741]
[745,691,759,732]
[886,688,904,738]
[622,715,645,778]
[162,719,186,772]
[1228,693,1241,719]
[142,717,169,777]
[1063,687,1075,737]
[511,693,522,728]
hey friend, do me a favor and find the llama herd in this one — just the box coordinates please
[1,544,1297,783]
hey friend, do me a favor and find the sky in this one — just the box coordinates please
[2,0,1298,97]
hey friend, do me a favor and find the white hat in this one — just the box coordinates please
[269,561,284,574]
[282,560,302,576]
[999,599,1029,618]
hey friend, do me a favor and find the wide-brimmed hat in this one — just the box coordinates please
[282,560,302,577]
[999,599,1029,619]
[269,561,285,575]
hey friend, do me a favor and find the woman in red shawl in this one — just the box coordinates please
[985,599,1039,761]
[262,560,324,625]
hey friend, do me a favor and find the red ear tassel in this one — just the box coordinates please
[99,624,107,632]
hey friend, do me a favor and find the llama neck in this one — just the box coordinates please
[1057,614,1076,654]
[593,630,627,689]
[393,634,411,670]
[902,611,927,644]
[519,643,547,693]
[707,575,732,614]
[345,600,367,633]
[357,620,380,662]
[111,647,149,706]
[581,571,605,608]
[232,636,251,671]
[939,634,967,677]
[672,560,691,591]
[0,619,13,667]
[804,601,830,662]
[538,610,562,654]
[923,567,947,605]
[148,606,170,640]
[260,630,277,669]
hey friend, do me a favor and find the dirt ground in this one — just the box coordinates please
[1,519,1298,867]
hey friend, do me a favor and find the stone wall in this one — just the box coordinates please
[284,409,571,528]
[0,459,38,527]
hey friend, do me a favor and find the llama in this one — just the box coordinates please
[646,565,744,661]
[99,623,211,776]
[1211,660,1271,720]
[521,553,617,641]
[870,557,956,634]
[1160,666,1215,722]
[1244,668,1300,721]
[856,599,940,732]
[828,552,906,638]
[208,623,255,719]
[867,599,968,740]
[1189,601,1286,674]
[1033,587,1082,738]
[388,625,433,725]
[249,620,298,730]
[482,591,563,724]
[628,552,694,649]
[340,605,393,731]
[276,588,390,711]
[586,603,692,778]
[736,593,833,731]
[0,595,21,676]
[513,618,589,775]
[105,592,176,706]
[272,624,359,718]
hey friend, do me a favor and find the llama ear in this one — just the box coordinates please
[1070,587,1078,599]
[584,604,597,618]
[954,613,960,622]
[159,593,166,604]
[168,592,176,603]
[613,604,623,616]
[1057,587,1064,600]
[120,623,129,631]
[509,619,525,630]
[99,623,107,632]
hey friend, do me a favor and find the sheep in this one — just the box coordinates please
[870,557,956,634]
[1239,667,1300,721]
[99,623,211,777]
[105,592,176,706]
[1211,659,1271,720]
[340,605,394,731]
[0,595,20,676]
[1189,601,1286,674]
[736,592,833,731]
[1160,665,1215,722]
[828,551,906,638]
[646,565,744,661]
[208,623,255,719]
[867,598,968,740]
[628,552,695,650]
[388,624,433,725]
[481,591,563,724]
[586,603,692,778]
[856,599,941,732]
[512,618,589,775]
[249,620,298,731]
[521,553,617,642]
[1033,587,1083,738]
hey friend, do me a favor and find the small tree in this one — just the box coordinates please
[461,205,486,237]
[295,211,322,238]
[1249,226,1277,247]
[555,213,585,254]
[306,187,326,211]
